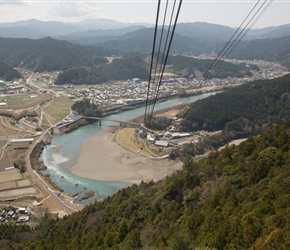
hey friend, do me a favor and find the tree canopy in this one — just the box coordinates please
[3,119,290,249]
[71,99,102,117]
[0,61,22,81]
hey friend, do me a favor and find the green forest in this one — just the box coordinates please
[168,55,255,79]
[2,119,290,249]
[55,55,149,85]
[229,35,290,68]
[71,99,102,117]
[167,74,290,158]
[0,37,112,72]
[180,74,290,133]
[0,61,22,81]
[55,54,254,85]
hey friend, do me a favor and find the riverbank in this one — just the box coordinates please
[70,127,183,184]
[39,90,223,203]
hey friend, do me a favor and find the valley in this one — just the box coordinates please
[0,13,290,248]
[0,56,288,223]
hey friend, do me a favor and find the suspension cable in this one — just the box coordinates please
[145,0,183,128]
[144,0,161,124]
[181,0,272,108]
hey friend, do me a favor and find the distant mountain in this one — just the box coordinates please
[0,18,289,42]
[0,37,115,72]
[0,61,22,80]
[0,18,152,39]
[58,22,290,47]
[175,22,235,40]
[246,24,290,39]
[82,27,290,68]
[74,18,151,30]
[56,25,149,44]
[91,28,217,54]
[0,19,80,37]
[227,35,290,68]
[0,27,45,39]
[0,20,290,73]
[62,26,148,38]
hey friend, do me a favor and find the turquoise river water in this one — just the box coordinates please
[40,92,219,204]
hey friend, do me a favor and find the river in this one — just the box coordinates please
[40,92,219,204]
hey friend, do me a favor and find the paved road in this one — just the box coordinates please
[25,128,77,214]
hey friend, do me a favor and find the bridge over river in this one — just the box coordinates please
[83,116,143,127]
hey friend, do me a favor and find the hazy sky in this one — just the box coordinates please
[0,0,289,28]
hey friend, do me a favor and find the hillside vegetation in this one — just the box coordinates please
[0,61,22,81]
[55,55,149,85]
[55,54,253,85]
[168,55,254,78]
[229,35,290,68]
[169,74,290,158]
[0,37,113,72]
[4,119,290,249]
[181,73,290,133]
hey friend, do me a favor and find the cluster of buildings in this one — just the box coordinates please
[0,206,30,223]
[0,80,24,94]
[135,117,195,148]
[58,59,288,109]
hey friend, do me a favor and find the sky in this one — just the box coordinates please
[0,0,289,28]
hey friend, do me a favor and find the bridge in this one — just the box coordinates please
[84,116,143,127]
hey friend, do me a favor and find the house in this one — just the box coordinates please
[7,211,15,217]
[18,216,29,222]
[155,140,169,147]
[138,130,147,138]
[147,134,155,143]
[12,214,18,220]
[18,207,28,214]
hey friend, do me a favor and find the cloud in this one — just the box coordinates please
[0,0,28,5]
[49,2,102,20]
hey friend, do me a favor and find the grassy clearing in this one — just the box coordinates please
[33,81,48,89]
[44,96,73,124]
[117,128,155,157]
[0,94,40,106]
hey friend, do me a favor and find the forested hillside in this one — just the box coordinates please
[55,54,254,85]
[0,37,113,72]
[228,35,290,68]
[71,99,102,117]
[170,74,290,158]
[4,119,290,249]
[0,61,22,80]
[55,55,149,85]
[168,55,254,78]
[180,73,290,133]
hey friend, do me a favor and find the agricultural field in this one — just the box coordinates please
[0,142,27,170]
[42,96,73,125]
[0,93,41,107]
[116,128,165,157]
[29,72,58,89]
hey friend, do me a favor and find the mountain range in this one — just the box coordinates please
[1,18,290,42]
[0,19,290,77]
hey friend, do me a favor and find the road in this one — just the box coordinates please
[25,128,78,214]
[21,73,80,215]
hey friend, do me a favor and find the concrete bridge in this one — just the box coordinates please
[84,116,142,127]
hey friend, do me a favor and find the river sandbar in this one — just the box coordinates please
[71,128,183,184]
